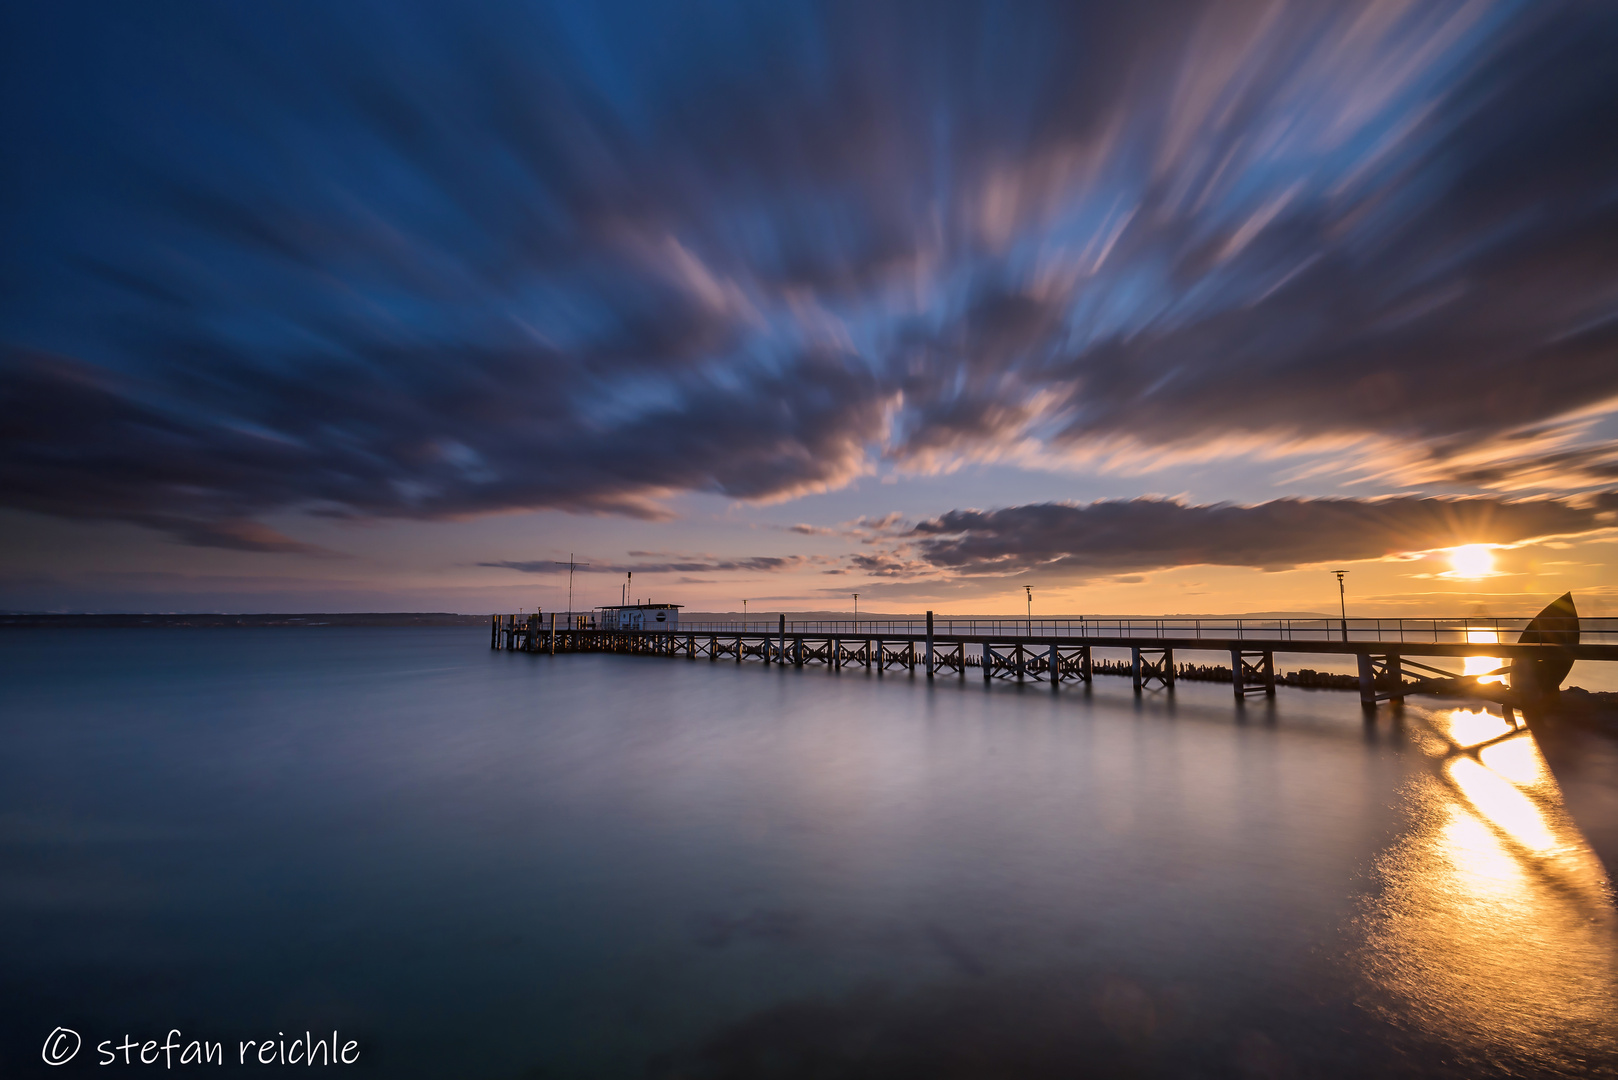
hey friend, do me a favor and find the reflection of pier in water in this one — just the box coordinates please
[493,595,1616,717]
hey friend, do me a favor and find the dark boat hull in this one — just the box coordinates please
[1510,591,1578,698]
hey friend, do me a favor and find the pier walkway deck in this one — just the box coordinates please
[490,612,1618,714]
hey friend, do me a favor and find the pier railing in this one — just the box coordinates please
[676,616,1616,644]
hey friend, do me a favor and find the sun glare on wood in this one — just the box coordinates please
[1449,544,1494,578]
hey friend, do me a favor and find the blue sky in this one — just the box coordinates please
[4,0,1618,615]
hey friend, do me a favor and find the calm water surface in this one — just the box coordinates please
[2,628,1615,1077]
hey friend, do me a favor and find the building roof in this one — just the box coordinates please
[596,603,683,611]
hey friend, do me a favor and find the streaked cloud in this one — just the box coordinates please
[3,0,1617,623]
[906,494,1618,579]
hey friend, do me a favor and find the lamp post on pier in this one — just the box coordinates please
[1333,570,1349,642]
[853,593,859,625]
[1025,585,1033,636]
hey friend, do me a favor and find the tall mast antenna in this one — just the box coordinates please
[554,553,590,627]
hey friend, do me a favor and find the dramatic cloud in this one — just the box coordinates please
[4,2,1618,548]
[909,494,1618,578]
[479,556,818,575]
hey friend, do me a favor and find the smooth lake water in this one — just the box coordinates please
[3,628,1616,1077]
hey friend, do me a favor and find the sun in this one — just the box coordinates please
[1449,544,1494,578]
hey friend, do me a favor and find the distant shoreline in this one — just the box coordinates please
[0,612,489,628]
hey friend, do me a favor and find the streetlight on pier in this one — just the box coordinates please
[853,593,859,624]
[1025,585,1033,636]
[742,598,748,627]
[1332,570,1349,642]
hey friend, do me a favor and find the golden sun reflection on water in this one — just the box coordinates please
[1444,756,1557,854]
[1357,706,1618,1067]
[1477,735,1550,788]
[1437,707,1512,748]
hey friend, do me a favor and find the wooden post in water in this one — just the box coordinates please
[1231,648,1244,700]
[925,611,934,678]
[1132,646,1143,693]
[550,612,556,655]
[983,641,992,681]
[1356,653,1375,711]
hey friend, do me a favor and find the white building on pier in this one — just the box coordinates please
[597,603,681,631]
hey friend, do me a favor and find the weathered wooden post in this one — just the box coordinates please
[1164,647,1175,690]
[778,614,786,666]
[1049,642,1059,690]
[1386,653,1403,703]
[1231,648,1244,700]
[925,611,934,678]
[983,641,992,681]
[1357,653,1375,711]
[1132,646,1143,693]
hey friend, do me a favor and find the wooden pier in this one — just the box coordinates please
[490,608,1618,713]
